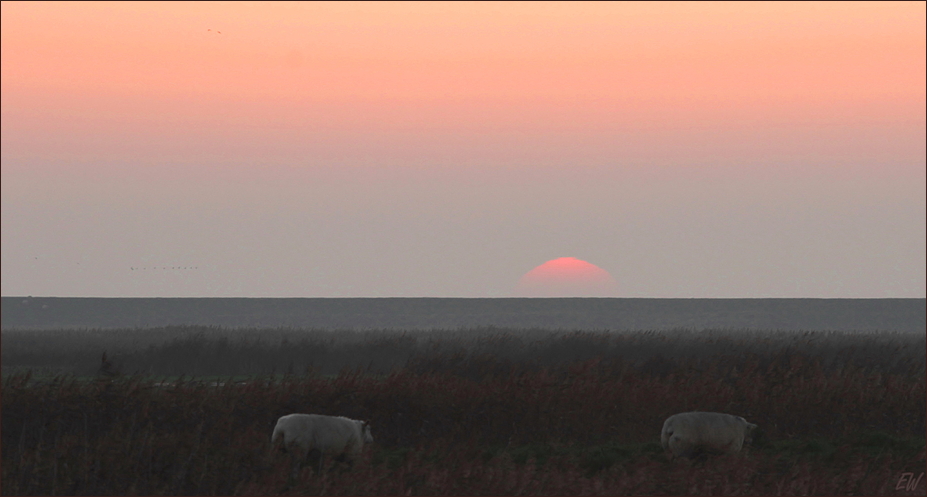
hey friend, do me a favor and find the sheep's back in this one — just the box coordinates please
[276,414,363,454]
[664,412,748,453]
[311,416,363,454]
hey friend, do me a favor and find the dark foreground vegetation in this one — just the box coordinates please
[2,327,925,495]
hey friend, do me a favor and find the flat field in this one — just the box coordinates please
[4,297,924,332]
[2,327,924,495]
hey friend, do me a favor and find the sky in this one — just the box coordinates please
[1,1,925,298]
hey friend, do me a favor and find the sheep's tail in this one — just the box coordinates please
[271,423,284,446]
[661,426,672,450]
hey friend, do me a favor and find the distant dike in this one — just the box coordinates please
[2,297,924,332]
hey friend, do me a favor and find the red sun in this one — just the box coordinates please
[515,257,618,297]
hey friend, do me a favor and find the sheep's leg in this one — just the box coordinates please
[304,449,323,475]
[289,447,310,481]
[290,454,301,481]
[284,458,296,487]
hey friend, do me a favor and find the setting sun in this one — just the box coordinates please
[515,257,618,297]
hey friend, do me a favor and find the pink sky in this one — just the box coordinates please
[2,1,924,297]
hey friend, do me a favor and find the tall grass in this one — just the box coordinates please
[2,328,924,495]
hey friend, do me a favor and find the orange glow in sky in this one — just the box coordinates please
[4,2,922,102]
[2,1,924,165]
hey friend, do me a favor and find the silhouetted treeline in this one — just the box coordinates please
[2,326,924,379]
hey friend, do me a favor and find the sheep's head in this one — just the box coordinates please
[744,422,758,444]
[362,421,374,443]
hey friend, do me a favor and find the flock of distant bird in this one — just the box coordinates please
[31,257,198,271]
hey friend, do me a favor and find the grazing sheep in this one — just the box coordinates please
[661,411,757,460]
[271,414,373,477]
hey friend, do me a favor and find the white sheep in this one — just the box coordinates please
[661,411,757,460]
[271,413,373,477]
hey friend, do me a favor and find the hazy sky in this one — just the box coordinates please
[2,1,925,298]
